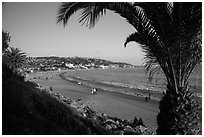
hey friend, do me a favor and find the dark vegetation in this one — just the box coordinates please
[3,64,81,134]
[2,64,108,134]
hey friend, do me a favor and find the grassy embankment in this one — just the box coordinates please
[2,65,110,135]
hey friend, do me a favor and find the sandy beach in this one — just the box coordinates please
[26,70,161,132]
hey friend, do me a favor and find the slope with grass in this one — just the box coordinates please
[3,65,152,135]
[2,65,110,135]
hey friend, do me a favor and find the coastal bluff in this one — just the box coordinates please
[2,65,153,135]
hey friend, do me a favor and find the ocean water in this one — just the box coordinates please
[64,66,202,99]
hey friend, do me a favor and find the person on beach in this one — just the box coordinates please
[145,97,148,101]
[91,88,97,94]
[50,86,53,91]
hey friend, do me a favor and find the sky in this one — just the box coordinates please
[2,2,145,65]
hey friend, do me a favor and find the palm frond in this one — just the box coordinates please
[57,2,90,27]
[57,2,108,28]
[79,4,106,28]
[3,47,26,70]
[124,32,145,47]
[57,2,137,28]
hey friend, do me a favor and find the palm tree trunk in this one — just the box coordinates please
[156,84,201,135]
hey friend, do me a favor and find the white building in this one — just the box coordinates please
[65,63,75,69]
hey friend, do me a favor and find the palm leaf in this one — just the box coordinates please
[57,2,90,26]
[57,2,138,28]
[79,4,107,28]
[124,32,145,47]
[3,47,26,70]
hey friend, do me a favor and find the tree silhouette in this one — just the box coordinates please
[3,47,26,72]
[2,30,11,53]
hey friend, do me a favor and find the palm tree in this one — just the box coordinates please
[2,30,11,53]
[57,2,202,134]
[3,47,26,72]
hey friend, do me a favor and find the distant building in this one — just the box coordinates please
[65,63,75,69]
[109,64,118,68]
[99,65,108,69]
[79,64,88,69]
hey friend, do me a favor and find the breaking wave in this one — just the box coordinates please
[62,73,201,99]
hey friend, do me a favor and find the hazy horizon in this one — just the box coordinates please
[2,2,145,65]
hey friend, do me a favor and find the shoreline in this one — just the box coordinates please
[60,71,162,102]
[26,69,202,133]
[62,69,202,107]
[26,70,160,132]
[61,68,202,98]
[59,71,159,106]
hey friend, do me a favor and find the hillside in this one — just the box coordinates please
[2,65,107,134]
[24,56,135,72]
[2,65,151,135]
